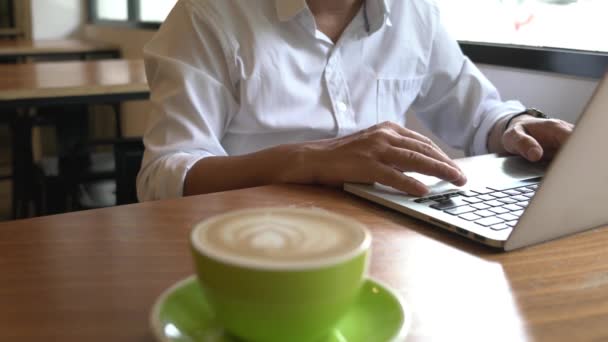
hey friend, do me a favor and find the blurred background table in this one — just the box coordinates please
[0,38,120,62]
[0,59,149,218]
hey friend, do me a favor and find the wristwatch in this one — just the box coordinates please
[505,108,549,131]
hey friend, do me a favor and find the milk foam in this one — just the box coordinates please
[193,208,369,268]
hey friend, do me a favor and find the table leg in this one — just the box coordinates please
[10,109,34,219]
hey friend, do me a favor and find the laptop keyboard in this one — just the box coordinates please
[414,179,541,231]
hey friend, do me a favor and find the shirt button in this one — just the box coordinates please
[337,101,347,113]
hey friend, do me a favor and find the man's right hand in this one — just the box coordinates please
[292,121,467,196]
[184,121,466,197]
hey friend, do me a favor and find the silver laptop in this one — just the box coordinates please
[344,73,608,251]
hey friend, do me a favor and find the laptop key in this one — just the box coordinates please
[475,216,504,227]
[478,194,494,201]
[445,205,476,215]
[444,192,461,198]
[414,197,433,203]
[527,185,539,190]
[505,220,517,227]
[518,187,534,193]
[490,223,510,231]
[498,213,519,221]
[463,197,482,204]
[471,188,493,195]
[516,201,529,208]
[503,190,520,196]
[522,192,535,198]
[503,204,521,211]
[430,198,469,210]
[459,191,478,197]
[490,192,508,198]
[475,210,495,218]
[498,197,517,204]
[489,206,509,214]
[512,210,524,217]
[486,200,504,207]
[512,195,528,202]
[459,212,482,221]
[471,203,491,210]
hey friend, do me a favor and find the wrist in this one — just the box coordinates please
[507,114,535,129]
[488,115,511,153]
[269,143,323,184]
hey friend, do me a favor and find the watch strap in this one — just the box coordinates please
[505,108,548,131]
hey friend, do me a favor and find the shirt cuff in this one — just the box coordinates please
[173,152,214,198]
[138,151,214,201]
[470,100,525,155]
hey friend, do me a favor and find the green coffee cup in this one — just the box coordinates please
[190,207,371,342]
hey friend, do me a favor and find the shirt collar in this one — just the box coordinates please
[275,0,393,29]
[365,0,392,33]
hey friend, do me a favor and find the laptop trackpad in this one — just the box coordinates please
[375,155,548,197]
[455,154,547,188]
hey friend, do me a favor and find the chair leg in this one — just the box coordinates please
[113,103,123,138]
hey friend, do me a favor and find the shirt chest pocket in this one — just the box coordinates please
[376,77,424,124]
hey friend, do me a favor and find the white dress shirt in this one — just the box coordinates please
[138,0,525,201]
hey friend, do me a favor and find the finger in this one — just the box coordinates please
[387,122,451,157]
[383,147,467,186]
[373,165,429,196]
[401,132,460,170]
[380,122,462,171]
[504,124,544,161]
[386,135,465,178]
[376,122,446,153]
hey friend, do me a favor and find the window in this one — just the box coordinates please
[88,0,608,77]
[88,0,177,27]
[138,0,177,22]
[95,0,128,21]
[437,0,608,78]
[439,0,607,54]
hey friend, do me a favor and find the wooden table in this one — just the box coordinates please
[0,59,149,218]
[0,59,148,106]
[1,184,607,341]
[0,39,120,62]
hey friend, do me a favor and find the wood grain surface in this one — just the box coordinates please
[0,39,119,57]
[1,185,607,341]
[0,59,148,102]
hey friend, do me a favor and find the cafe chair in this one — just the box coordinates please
[33,134,144,216]
[113,137,144,205]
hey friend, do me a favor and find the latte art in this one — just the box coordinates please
[193,208,369,268]
[218,217,343,258]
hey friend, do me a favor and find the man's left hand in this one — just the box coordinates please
[502,116,574,162]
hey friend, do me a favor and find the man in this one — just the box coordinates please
[137,0,573,201]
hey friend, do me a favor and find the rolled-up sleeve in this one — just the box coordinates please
[137,0,239,201]
[411,20,525,156]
